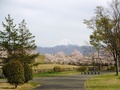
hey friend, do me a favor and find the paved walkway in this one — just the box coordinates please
[32,75,95,90]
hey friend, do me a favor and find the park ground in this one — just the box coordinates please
[0,69,120,90]
[0,55,120,90]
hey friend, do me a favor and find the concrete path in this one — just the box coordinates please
[32,75,95,90]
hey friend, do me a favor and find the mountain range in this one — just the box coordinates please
[36,45,96,55]
[53,39,75,46]
[36,39,96,55]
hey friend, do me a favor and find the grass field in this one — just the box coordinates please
[85,73,120,90]
[33,55,81,76]
[34,55,79,69]
[33,63,79,69]
[33,55,79,70]
[34,70,81,77]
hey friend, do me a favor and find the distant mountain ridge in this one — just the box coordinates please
[36,45,96,55]
[54,39,75,46]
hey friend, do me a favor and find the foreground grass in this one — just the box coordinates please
[34,70,81,77]
[18,82,39,90]
[85,73,120,90]
[0,81,39,90]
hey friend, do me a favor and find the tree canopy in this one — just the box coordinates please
[1,15,38,87]
[0,15,38,64]
[84,0,120,75]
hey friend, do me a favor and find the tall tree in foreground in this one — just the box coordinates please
[1,15,38,86]
[0,15,38,64]
[17,19,39,64]
[84,0,120,75]
[0,14,18,62]
[17,20,39,82]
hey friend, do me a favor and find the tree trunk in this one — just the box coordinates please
[115,59,119,75]
[93,62,95,71]
[15,84,18,89]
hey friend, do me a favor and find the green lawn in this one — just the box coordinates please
[85,73,120,90]
[34,63,78,69]
[34,70,81,77]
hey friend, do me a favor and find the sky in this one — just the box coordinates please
[0,0,110,47]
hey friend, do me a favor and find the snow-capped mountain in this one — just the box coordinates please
[36,39,96,55]
[36,45,96,55]
[54,39,75,46]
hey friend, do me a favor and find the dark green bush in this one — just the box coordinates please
[23,64,33,83]
[77,66,88,72]
[109,65,115,70]
[2,60,25,88]
[53,66,62,72]
[2,66,7,78]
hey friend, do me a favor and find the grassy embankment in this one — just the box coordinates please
[33,64,80,77]
[85,73,120,90]
[33,54,81,77]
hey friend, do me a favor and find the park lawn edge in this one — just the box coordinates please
[85,73,120,90]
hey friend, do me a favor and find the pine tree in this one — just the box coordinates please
[0,14,18,63]
[1,15,39,86]
[17,19,39,64]
[0,15,38,64]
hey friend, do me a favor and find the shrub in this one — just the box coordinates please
[53,66,62,72]
[23,64,33,83]
[2,60,25,88]
[2,63,9,78]
[109,65,115,70]
[77,66,88,72]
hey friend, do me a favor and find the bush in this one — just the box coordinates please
[77,66,88,72]
[2,64,9,78]
[53,66,62,72]
[109,65,115,70]
[23,64,33,83]
[2,60,25,88]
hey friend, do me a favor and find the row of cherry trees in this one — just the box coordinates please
[45,49,114,65]
[45,50,84,65]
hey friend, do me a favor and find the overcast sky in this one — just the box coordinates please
[0,0,110,47]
